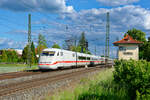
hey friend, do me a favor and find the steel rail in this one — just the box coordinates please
[0,67,104,97]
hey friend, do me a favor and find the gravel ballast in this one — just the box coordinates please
[0,67,106,100]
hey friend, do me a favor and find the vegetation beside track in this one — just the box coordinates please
[114,60,150,100]
[19,65,38,71]
[45,60,150,100]
[45,68,129,100]
[0,64,27,67]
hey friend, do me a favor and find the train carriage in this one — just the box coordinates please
[38,48,104,69]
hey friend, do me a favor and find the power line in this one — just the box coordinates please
[0,16,26,27]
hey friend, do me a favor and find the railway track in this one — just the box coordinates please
[0,71,42,80]
[0,68,82,81]
[0,67,104,97]
[0,64,111,81]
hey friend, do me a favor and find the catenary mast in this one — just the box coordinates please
[27,14,31,68]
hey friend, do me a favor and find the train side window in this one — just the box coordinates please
[78,56,86,60]
[87,57,90,60]
[57,52,59,56]
[61,52,63,56]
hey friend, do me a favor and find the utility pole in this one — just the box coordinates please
[116,37,119,59]
[85,41,88,68]
[27,14,31,68]
[74,37,78,68]
[95,46,96,55]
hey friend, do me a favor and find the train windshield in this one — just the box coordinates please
[41,51,55,56]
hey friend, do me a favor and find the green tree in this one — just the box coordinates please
[125,28,146,42]
[6,50,19,63]
[22,43,37,64]
[125,28,146,59]
[10,50,19,63]
[78,32,91,54]
[6,50,12,62]
[78,32,87,51]
[22,45,28,64]
[143,39,150,61]
[31,42,37,63]
[37,34,47,57]
[1,50,7,62]
[52,43,61,49]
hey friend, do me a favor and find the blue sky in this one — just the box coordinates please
[0,0,150,58]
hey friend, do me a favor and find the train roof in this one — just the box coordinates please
[43,48,101,58]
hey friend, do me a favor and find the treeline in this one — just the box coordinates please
[0,42,37,64]
[0,34,47,64]
[0,50,20,63]
[0,31,91,64]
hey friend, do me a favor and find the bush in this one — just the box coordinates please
[113,60,150,100]
[78,80,129,100]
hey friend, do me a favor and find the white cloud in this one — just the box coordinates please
[0,38,26,49]
[97,0,139,6]
[58,5,150,57]
[2,5,150,57]
[64,5,150,32]
[31,5,150,49]
[0,0,74,13]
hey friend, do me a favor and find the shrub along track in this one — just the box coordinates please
[0,66,107,97]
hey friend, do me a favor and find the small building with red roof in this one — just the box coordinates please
[113,34,143,60]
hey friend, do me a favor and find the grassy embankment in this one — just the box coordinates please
[44,68,129,100]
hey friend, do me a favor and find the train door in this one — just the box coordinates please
[75,52,78,68]
[64,52,70,67]
[60,51,64,68]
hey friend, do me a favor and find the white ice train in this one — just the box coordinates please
[38,48,105,69]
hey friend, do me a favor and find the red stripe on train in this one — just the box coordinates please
[39,61,102,66]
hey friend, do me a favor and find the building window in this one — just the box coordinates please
[119,46,126,51]
[123,52,133,55]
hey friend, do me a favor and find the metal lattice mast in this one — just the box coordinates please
[105,12,110,58]
[105,13,108,58]
[107,12,110,58]
[27,14,31,68]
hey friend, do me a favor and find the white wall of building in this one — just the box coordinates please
[118,44,139,60]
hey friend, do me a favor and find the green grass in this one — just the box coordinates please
[0,64,38,67]
[19,65,38,71]
[0,64,27,67]
[0,64,38,73]
[44,68,129,100]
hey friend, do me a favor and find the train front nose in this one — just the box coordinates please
[38,56,53,69]
[38,50,57,69]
